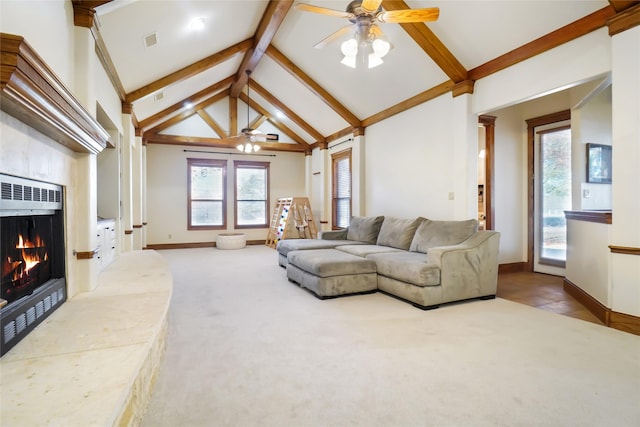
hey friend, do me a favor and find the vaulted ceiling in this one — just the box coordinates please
[72,0,638,153]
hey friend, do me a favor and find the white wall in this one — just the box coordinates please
[572,84,613,210]
[364,94,458,220]
[0,0,76,89]
[146,144,306,244]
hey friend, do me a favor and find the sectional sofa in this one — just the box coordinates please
[276,216,501,309]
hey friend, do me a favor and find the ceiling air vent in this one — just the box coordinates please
[143,32,158,49]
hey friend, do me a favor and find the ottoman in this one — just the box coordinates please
[216,233,246,249]
[286,249,378,299]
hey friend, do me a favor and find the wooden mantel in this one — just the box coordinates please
[0,33,109,154]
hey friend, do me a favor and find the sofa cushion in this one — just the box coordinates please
[346,216,385,243]
[376,217,425,250]
[276,239,365,257]
[336,244,403,257]
[287,249,377,278]
[367,252,440,287]
[409,219,478,253]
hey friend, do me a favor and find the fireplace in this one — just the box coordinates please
[1,173,66,356]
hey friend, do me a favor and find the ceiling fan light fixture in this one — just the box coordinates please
[341,38,358,57]
[372,38,390,58]
[341,55,357,68]
[236,142,260,153]
[367,53,384,68]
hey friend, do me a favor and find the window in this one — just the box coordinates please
[187,158,226,230]
[332,148,351,229]
[234,161,270,228]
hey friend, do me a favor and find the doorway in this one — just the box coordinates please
[478,115,496,230]
[526,110,571,275]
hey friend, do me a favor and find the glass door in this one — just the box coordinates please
[534,123,571,275]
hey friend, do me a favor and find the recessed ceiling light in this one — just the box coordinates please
[184,102,194,110]
[189,17,205,31]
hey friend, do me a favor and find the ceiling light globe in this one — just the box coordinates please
[341,55,357,68]
[341,38,358,57]
[368,54,384,69]
[372,38,390,58]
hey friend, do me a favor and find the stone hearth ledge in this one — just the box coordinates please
[0,250,173,426]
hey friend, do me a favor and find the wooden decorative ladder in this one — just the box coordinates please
[265,197,317,248]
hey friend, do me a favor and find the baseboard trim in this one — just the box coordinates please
[563,278,610,324]
[609,311,640,336]
[145,240,266,250]
[498,262,526,273]
[563,278,640,336]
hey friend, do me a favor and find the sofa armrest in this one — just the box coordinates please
[425,231,501,302]
[318,229,348,240]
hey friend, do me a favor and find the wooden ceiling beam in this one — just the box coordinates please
[125,38,253,103]
[144,133,307,152]
[197,110,228,138]
[71,1,112,27]
[229,96,238,137]
[266,45,361,128]
[229,0,295,97]
[251,115,268,129]
[239,93,310,147]
[468,6,617,81]
[72,1,127,102]
[381,0,467,83]
[248,78,325,143]
[361,80,455,127]
[146,90,229,135]
[138,75,235,132]
[608,0,640,12]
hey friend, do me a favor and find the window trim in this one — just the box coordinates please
[187,158,227,230]
[233,160,270,229]
[331,148,352,230]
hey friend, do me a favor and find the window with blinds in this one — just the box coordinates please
[187,158,226,229]
[234,160,270,228]
[332,149,352,229]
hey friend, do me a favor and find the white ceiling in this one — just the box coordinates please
[94,0,610,145]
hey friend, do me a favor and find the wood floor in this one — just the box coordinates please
[497,271,603,325]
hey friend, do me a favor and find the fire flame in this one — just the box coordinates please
[4,233,49,282]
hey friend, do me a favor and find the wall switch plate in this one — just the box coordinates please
[448,192,455,200]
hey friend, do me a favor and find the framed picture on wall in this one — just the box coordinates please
[586,143,612,184]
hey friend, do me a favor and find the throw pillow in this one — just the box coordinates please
[346,216,385,244]
[409,219,478,253]
[376,217,425,250]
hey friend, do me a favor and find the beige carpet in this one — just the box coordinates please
[141,246,640,427]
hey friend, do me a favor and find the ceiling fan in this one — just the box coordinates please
[296,0,440,50]
[233,70,277,152]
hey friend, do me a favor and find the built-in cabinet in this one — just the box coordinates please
[97,218,116,271]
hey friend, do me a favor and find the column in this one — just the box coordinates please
[609,17,640,319]
[132,135,143,250]
[450,92,479,220]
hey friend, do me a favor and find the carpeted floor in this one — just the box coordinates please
[141,246,640,427]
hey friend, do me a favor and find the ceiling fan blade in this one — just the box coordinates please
[361,0,383,14]
[313,25,355,49]
[295,3,354,19]
[378,7,440,24]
